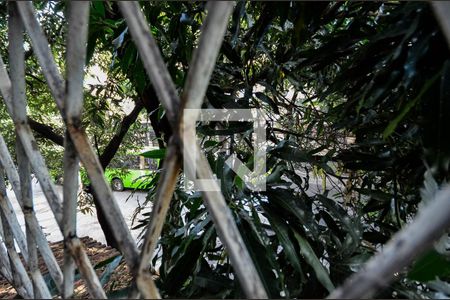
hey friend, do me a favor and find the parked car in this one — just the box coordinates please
[104,168,154,191]
[81,148,161,191]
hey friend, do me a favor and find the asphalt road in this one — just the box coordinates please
[6,180,150,245]
[5,169,343,247]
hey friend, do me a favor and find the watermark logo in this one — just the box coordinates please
[183,108,267,192]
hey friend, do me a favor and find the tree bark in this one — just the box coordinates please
[93,87,173,249]
[140,86,172,149]
[27,101,145,249]
[28,117,64,146]
[91,100,144,249]
[99,100,144,169]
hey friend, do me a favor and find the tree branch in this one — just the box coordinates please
[99,100,144,169]
[27,117,64,146]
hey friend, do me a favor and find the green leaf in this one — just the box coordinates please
[99,255,123,286]
[355,188,392,202]
[408,249,450,282]
[266,189,319,238]
[293,231,335,293]
[263,204,303,275]
[163,238,203,293]
[94,254,121,270]
[193,274,233,293]
[316,195,362,253]
[43,255,123,296]
[255,92,280,114]
[92,2,105,18]
[237,212,282,298]
[383,70,441,139]
[140,149,166,159]
[204,140,219,148]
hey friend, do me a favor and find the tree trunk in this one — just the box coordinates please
[92,86,173,249]
[141,86,172,149]
[90,100,144,249]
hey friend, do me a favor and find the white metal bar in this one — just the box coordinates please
[182,1,235,111]
[0,175,33,298]
[0,2,109,298]
[62,2,90,297]
[120,2,268,298]
[432,2,450,49]
[62,132,78,298]
[65,1,90,121]
[136,0,232,274]
[0,218,33,298]
[137,140,180,272]
[117,1,180,127]
[15,1,65,113]
[17,1,140,272]
[0,53,64,222]
[328,186,450,298]
[0,196,28,262]
[61,133,77,297]
[0,134,63,292]
[0,242,13,284]
[8,3,46,297]
[66,237,107,299]
[328,7,450,299]
[0,56,106,299]
[0,55,13,116]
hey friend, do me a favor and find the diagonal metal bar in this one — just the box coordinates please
[120,1,268,298]
[1,2,125,298]
[0,241,13,284]
[0,229,32,298]
[0,55,106,299]
[136,138,179,299]
[8,4,46,297]
[14,1,65,113]
[0,55,64,224]
[0,7,29,262]
[0,175,33,298]
[116,1,180,124]
[12,2,108,298]
[328,9,450,298]
[135,0,233,274]
[328,187,450,299]
[63,2,90,298]
[0,135,64,294]
[431,2,450,49]
[0,53,62,223]
[0,46,107,300]
[137,138,180,271]
[16,2,140,273]
[0,199,27,263]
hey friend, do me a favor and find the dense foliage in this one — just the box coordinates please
[0,1,449,298]
[127,2,450,298]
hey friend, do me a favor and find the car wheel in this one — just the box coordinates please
[111,178,124,191]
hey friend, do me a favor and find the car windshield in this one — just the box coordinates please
[109,154,157,170]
